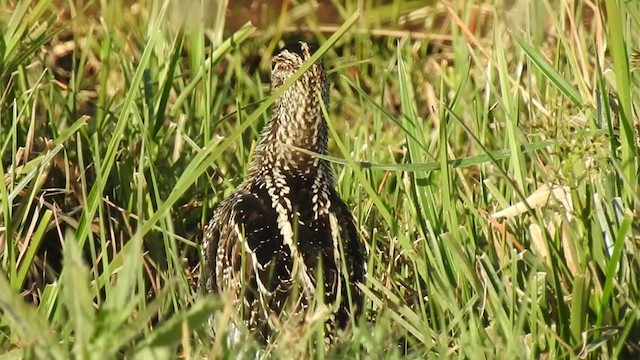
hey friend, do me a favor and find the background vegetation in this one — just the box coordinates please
[1,0,639,358]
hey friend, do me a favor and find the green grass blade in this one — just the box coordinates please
[596,210,633,328]
[497,29,525,193]
[15,209,52,290]
[153,28,185,137]
[169,22,255,117]
[290,136,561,172]
[61,230,96,360]
[513,33,582,107]
[396,43,440,233]
[0,271,67,359]
[132,296,219,355]
[604,0,638,206]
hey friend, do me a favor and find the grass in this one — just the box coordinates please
[1,0,639,358]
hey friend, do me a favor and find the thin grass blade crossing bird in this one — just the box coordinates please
[201,41,365,345]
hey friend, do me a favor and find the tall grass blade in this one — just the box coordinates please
[61,230,96,360]
[513,34,583,107]
[604,0,638,206]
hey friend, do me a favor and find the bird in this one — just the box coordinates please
[200,41,365,345]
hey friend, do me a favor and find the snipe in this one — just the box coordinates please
[201,41,365,344]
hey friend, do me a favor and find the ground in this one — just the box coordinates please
[0,0,639,358]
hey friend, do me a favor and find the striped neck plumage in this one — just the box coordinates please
[247,86,329,177]
[271,85,329,153]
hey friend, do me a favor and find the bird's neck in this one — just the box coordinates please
[272,88,329,153]
[247,91,330,178]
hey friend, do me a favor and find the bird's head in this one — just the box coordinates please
[270,41,326,96]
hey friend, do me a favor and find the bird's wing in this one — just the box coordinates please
[212,187,296,339]
[201,200,229,295]
[328,191,365,323]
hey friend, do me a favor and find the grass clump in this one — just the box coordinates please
[1,0,639,358]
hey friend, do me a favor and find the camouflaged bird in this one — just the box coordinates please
[201,41,365,344]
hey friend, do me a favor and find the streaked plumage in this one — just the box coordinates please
[201,41,365,344]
